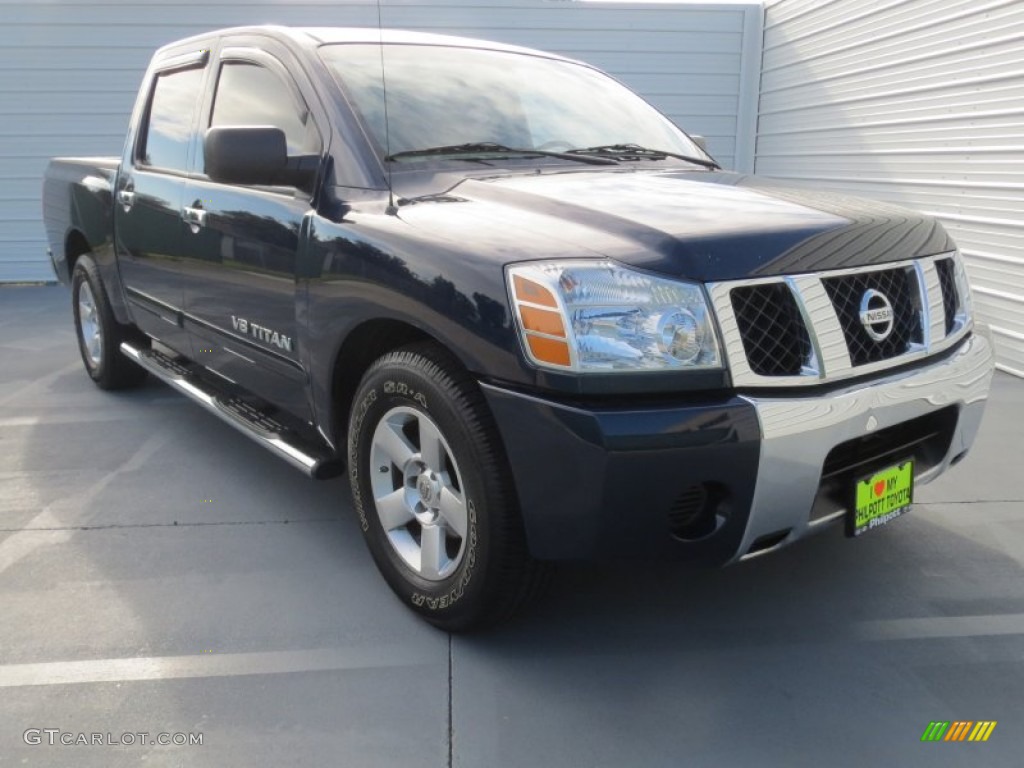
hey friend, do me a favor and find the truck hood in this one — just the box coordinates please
[398,169,954,282]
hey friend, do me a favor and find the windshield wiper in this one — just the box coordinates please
[386,142,617,166]
[566,143,720,170]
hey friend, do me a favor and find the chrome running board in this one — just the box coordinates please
[120,342,342,479]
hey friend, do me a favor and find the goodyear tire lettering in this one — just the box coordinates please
[410,500,478,611]
[349,388,378,532]
[383,379,427,410]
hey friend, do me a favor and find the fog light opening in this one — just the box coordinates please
[668,482,730,541]
[950,449,969,466]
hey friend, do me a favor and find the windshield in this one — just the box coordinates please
[318,43,705,163]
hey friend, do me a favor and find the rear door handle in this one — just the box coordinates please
[182,205,207,230]
[117,189,135,211]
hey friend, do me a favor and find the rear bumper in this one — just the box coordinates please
[482,328,995,564]
[49,247,69,285]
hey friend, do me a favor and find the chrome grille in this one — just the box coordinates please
[730,283,812,376]
[934,257,959,336]
[821,266,922,366]
[709,253,969,387]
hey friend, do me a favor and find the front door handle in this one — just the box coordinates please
[117,189,135,211]
[182,205,208,231]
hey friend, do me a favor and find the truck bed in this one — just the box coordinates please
[42,156,120,284]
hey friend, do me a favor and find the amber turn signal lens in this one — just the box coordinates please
[519,305,566,337]
[513,275,558,308]
[526,335,571,367]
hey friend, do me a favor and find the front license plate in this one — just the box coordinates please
[848,460,914,538]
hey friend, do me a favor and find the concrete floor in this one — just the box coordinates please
[1,284,1022,767]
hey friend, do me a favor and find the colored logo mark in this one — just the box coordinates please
[921,721,997,742]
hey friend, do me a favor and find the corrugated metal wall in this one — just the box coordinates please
[0,0,763,283]
[756,0,1024,376]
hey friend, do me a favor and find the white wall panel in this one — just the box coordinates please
[0,0,762,282]
[757,0,1024,376]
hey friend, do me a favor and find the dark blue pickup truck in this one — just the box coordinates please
[42,26,995,629]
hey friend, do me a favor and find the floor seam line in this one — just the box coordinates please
[0,519,340,532]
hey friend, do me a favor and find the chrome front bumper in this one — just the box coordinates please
[732,327,995,562]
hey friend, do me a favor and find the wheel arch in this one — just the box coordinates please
[327,318,451,449]
[65,227,134,326]
[64,228,92,277]
[337,316,546,629]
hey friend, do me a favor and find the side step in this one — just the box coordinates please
[120,342,343,479]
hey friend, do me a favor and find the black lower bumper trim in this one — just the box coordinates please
[481,383,761,563]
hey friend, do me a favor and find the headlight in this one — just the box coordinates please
[506,260,722,373]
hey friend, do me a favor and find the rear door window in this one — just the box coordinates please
[139,66,204,172]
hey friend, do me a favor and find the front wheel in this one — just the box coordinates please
[347,343,547,631]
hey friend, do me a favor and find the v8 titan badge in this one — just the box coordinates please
[849,459,914,537]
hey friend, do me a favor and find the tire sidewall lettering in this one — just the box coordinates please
[352,369,481,615]
[383,379,428,410]
[410,499,478,611]
[348,387,378,532]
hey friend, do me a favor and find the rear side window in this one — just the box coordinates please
[140,66,204,171]
[210,62,320,157]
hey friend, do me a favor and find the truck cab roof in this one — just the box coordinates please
[154,24,577,65]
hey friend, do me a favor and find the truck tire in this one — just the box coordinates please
[348,342,548,631]
[71,253,148,390]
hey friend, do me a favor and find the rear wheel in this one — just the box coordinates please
[348,342,547,631]
[71,253,147,390]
